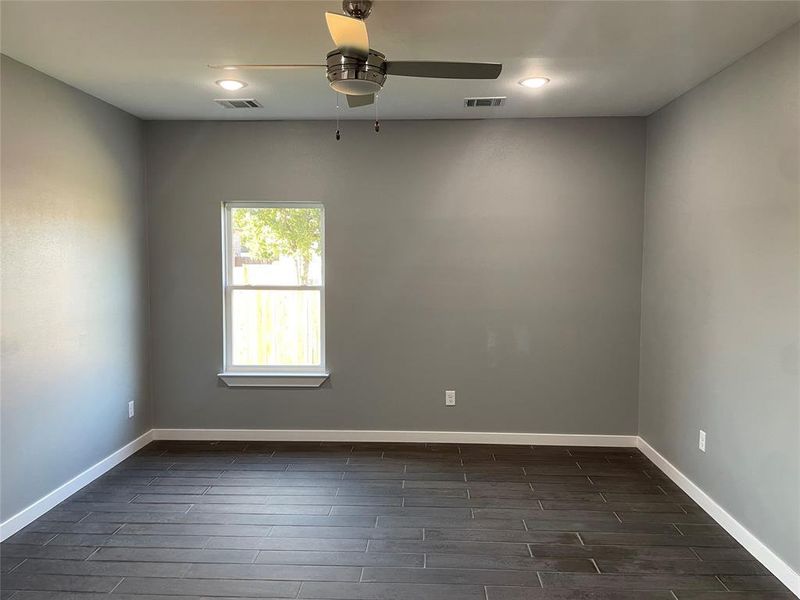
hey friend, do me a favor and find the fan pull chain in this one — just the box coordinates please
[335,93,341,141]
[374,94,380,133]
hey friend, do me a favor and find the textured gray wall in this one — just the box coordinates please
[0,56,150,521]
[146,118,645,434]
[639,24,800,571]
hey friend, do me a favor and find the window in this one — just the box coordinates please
[220,202,327,386]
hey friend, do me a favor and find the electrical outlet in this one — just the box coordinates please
[698,429,706,452]
[128,401,135,419]
[445,390,456,406]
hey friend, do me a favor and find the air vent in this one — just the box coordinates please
[214,98,263,109]
[464,97,506,108]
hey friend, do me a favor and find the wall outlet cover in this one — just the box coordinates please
[445,390,456,406]
[699,429,706,452]
[128,401,135,419]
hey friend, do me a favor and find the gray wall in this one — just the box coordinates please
[0,56,150,521]
[146,118,646,433]
[639,24,800,571]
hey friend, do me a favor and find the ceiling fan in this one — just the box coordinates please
[209,0,502,108]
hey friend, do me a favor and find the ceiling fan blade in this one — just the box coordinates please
[385,61,502,79]
[208,64,325,70]
[346,94,375,108]
[325,12,369,54]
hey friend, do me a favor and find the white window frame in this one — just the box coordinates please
[219,201,328,387]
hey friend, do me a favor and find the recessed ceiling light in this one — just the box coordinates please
[519,77,550,89]
[216,79,247,91]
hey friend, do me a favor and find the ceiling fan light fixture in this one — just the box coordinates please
[519,76,550,89]
[210,4,503,111]
[216,79,247,91]
[329,78,382,95]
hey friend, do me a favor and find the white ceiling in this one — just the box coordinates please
[2,1,798,120]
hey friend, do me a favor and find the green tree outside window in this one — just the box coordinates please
[233,207,321,285]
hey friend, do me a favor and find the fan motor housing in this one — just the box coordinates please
[342,0,373,19]
[326,49,386,95]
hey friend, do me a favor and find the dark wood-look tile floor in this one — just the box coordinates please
[1,441,794,599]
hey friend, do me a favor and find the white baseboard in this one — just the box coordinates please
[637,437,800,597]
[152,428,638,447]
[0,429,154,541]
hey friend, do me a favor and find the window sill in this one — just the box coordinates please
[218,372,330,388]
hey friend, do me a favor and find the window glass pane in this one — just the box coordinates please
[231,289,321,366]
[231,207,322,286]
